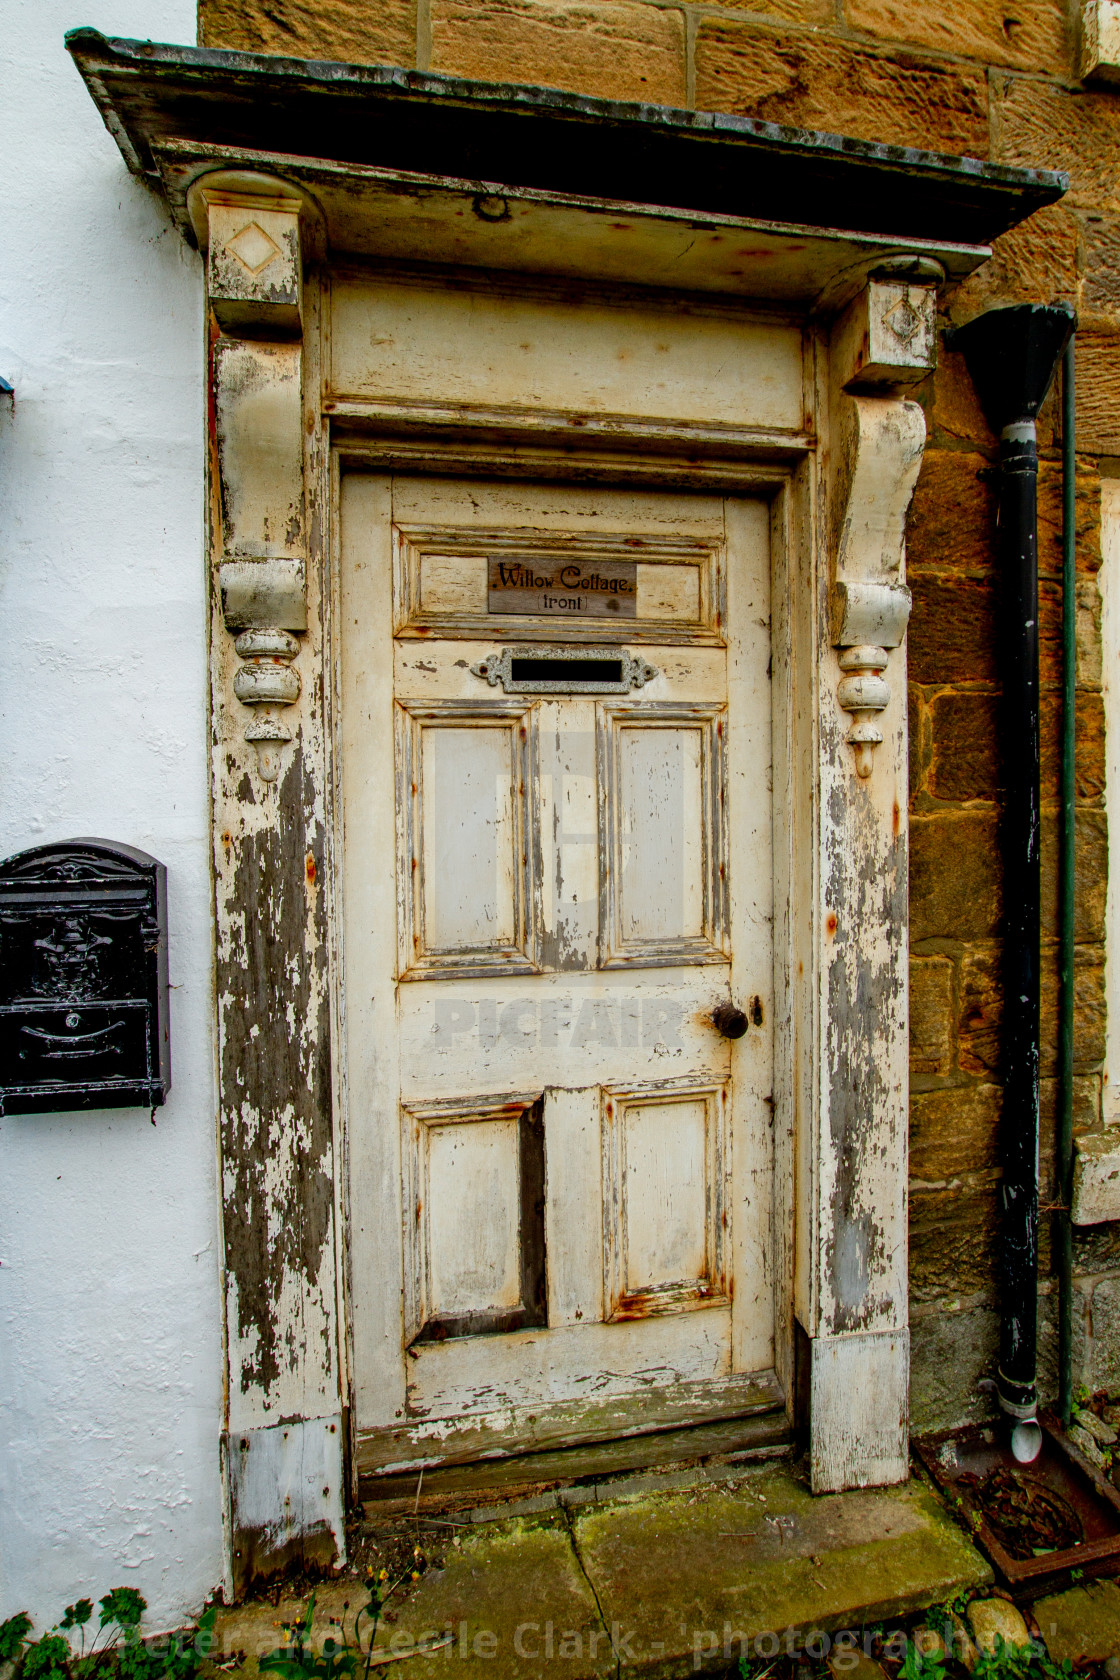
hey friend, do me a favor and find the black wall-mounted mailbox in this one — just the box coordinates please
[0,839,170,1115]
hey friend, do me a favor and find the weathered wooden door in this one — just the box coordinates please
[340,475,775,1484]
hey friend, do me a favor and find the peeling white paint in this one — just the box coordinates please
[0,0,224,1631]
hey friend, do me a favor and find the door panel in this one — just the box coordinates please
[341,475,775,1466]
[426,1116,521,1316]
[390,477,726,645]
[396,700,536,976]
[618,727,705,942]
[421,727,517,951]
[603,1082,729,1319]
[599,703,728,965]
[402,1095,547,1344]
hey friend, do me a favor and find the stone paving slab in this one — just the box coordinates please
[1034,1578,1120,1665]
[211,1463,993,1679]
[213,1515,613,1680]
[571,1467,993,1677]
[366,1515,613,1680]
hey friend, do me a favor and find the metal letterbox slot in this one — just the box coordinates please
[470,646,658,694]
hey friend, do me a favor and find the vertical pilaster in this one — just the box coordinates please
[189,171,344,1592]
[807,270,938,1491]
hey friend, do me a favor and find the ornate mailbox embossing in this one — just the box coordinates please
[0,840,170,1114]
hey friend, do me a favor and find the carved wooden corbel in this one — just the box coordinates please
[829,271,937,776]
[188,171,310,782]
[830,395,925,775]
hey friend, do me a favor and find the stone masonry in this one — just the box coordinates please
[198,0,1120,1431]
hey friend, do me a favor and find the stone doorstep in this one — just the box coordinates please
[1034,1579,1120,1666]
[209,1463,993,1679]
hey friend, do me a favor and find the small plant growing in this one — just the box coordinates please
[926,1591,969,1639]
[259,1597,357,1680]
[0,1593,215,1680]
[1,1618,35,1665]
[898,1641,947,1680]
[259,1560,428,1680]
[973,1633,1075,1680]
[1070,1383,1092,1427]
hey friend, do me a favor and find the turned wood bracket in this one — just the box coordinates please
[828,266,939,777]
[188,171,315,783]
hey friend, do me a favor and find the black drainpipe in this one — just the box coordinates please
[954,303,1075,1462]
[1058,334,1077,1428]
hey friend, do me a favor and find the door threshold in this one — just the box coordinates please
[358,1407,792,1517]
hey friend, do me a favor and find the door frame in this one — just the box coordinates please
[329,457,797,1496]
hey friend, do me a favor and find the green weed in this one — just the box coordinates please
[258,1564,424,1680]
[898,1642,947,1680]
[0,1594,215,1680]
[974,1632,1075,1680]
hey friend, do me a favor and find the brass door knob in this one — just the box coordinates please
[711,1002,749,1039]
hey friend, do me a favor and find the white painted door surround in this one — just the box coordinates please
[190,158,939,1583]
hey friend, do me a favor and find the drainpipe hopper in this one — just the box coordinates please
[953,303,1075,1464]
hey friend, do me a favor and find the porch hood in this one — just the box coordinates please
[66,27,1066,305]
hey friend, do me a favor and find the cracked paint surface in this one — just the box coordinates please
[217,745,336,1417]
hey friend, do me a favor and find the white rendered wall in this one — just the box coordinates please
[0,2,224,1631]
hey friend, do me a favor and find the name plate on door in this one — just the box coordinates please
[488,558,637,618]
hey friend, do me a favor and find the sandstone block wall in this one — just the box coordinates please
[198,0,1120,1430]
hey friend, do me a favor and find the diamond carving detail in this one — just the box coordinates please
[885,293,923,347]
[225,221,282,277]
